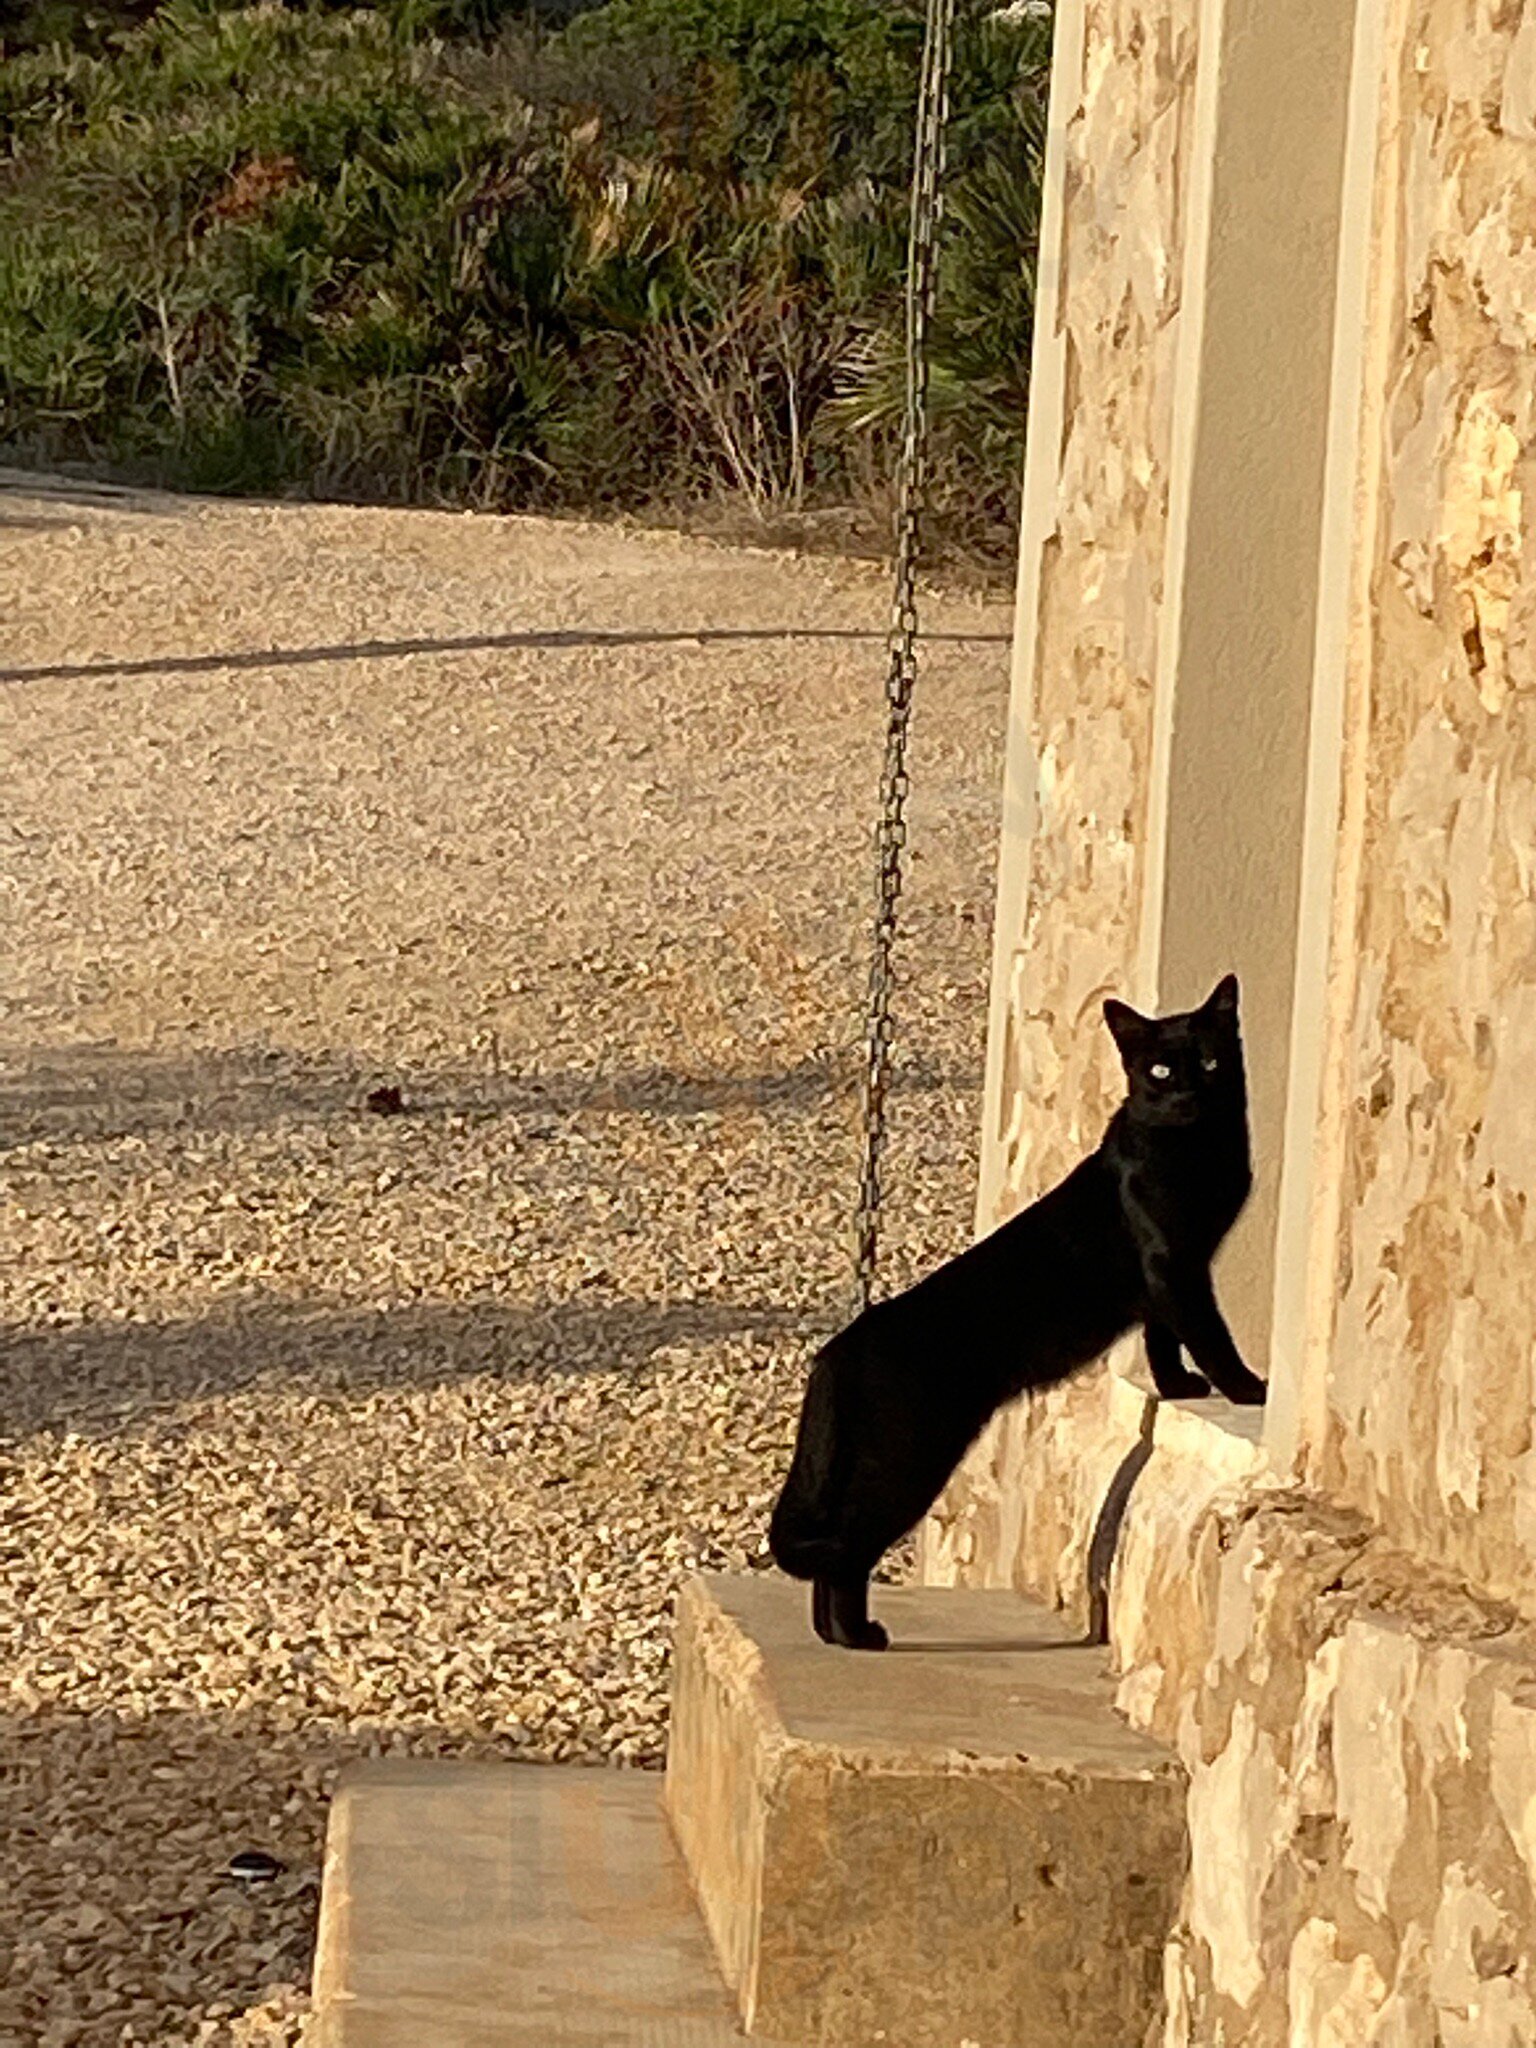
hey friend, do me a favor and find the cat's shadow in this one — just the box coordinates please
[882,1635,1097,1655]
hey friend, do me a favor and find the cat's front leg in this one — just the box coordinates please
[1144,1319,1211,1400]
[1147,1267,1267,1405]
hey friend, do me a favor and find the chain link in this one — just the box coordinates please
[853,0,956,1313]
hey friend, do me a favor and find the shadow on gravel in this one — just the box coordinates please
[0,1043,977,1150]
[0,468,182,517]
[0,619,1010,688]
[0,1292,810,1442]
[0,509,82,533]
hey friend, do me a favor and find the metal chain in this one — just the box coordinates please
[853,0,956,1313]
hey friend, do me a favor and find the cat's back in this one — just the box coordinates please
[892,1150,1138,1330]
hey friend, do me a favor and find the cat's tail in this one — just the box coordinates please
[767,1346,849,1581]
[768,1473,837,1580]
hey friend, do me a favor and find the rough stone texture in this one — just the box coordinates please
[923,1343,1152,1611]
[311,1761,749,2046]
[949,1405,1536,2045]
[924,0,1202,1595]
[929,1405,1536,2044]
[666,1575,1187,2048]
[922,1363,1265,1667]
[921,1370,1274,1757]
[1137,12,1536,2030]
[1311,0,1536,1614]
[991,0,1198,1211]
[1107,1399,1267,1746]
[1163,1495,1536,2047]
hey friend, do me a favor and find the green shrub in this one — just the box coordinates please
[0,0,1048,560]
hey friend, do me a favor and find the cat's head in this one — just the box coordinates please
[1103,974,1244,1128]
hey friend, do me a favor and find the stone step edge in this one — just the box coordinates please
[669,1573,1186,1782]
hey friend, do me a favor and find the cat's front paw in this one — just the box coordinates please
[1156,1368,1212,1400]
[1220,1371,1268,1406]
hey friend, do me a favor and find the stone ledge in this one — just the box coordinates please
[1109,1381,1278,1743]
[921,1358,1271,1644]
[665,1572,1187,2048]
[1109,1359,1270,1476]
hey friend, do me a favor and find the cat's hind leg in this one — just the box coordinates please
[768,1347,845,1579]
[812,1576,831,1640]
[814,1573,889,1652]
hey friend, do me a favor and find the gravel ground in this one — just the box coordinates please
[0,470,1011,2046]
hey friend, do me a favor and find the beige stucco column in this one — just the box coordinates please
[1264,0,1395,1472]
[1139,0,1358,1387]
[978,0,1358,1416]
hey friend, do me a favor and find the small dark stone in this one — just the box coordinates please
[365,1085,405,1116]
[226,1849,285,1884]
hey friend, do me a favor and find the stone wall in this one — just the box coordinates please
[923,0,1536,2039]
[1151,5,1536,2027]
[1313,0,1536,1614]
[1159,1494,1536,2043]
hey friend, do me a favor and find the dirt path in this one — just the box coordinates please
[0,471,1012,2045]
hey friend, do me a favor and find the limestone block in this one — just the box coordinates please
[921,1362,1269,1750]
[1164,1498,1536,2047]
[665,1574,1187,2048]
[311,1759,749,2047]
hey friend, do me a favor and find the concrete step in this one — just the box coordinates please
[312,1759,760,2046]
[665,1574,1188,2048]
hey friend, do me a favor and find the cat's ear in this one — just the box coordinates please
[1202,973,1240,1019]
[1103,998,1150,1055]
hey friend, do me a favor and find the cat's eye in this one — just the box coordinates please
[1149,1062,1172,1081]
[1202,1057,1219,1072]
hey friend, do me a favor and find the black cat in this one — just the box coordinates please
[768,974,1266,1650]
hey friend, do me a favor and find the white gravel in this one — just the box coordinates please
[0,470,1011,2045]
